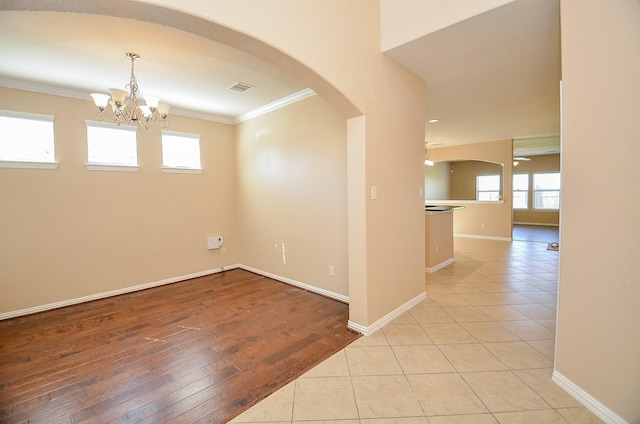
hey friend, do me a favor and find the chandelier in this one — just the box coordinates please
[90,53,170,129]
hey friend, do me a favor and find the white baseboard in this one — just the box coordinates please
[455,233,512,241]
[425,257,455,273]
[552,370,628,424]
[239,265,349,304]
[513,222,559,227]
[348,291,427,336]
[0,265,240,321]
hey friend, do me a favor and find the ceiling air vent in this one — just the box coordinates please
[228,82,255,93]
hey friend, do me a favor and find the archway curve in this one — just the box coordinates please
[1,0,361,119]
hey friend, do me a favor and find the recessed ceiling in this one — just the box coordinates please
[0,11,308,123]
[385,0,561,154]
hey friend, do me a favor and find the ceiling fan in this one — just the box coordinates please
[513,156,531,166]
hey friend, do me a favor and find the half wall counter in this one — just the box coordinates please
[425,205,463,273]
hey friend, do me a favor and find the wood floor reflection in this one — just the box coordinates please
[0,269,359,423]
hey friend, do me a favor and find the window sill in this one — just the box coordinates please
[162,167,202,174]
[86,163,140,172]
[426,199,505,205]
[0,160,59,169]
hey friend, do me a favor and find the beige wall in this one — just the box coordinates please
[235,95,349,297]
[380,0,515,51]
[139,0,427,327]
[449,160,504,200]
[428,139,513,239]
[512,153,560,225]
[557,0,640,421]
[425,211,454,269]
[2,1,428,329]
[424,161,451,200]
[0,87,238,314]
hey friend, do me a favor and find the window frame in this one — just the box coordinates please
[161,130,202,174]
[512,173,530,210]
[0,110,58,169]
[85,120,139,172]
[532,172,561,211]
[476,174,501,201]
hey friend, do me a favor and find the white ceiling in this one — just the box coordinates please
[0,11,308,124]
[385,0,561,155]
[0,3,561,154]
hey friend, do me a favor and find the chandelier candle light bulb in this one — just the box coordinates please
[91,52,169,129]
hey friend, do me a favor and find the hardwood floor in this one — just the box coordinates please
[0,269,360,423]
[512,224,559,243]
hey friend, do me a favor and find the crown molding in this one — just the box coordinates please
[234,88,316,124]
[0,78,315,126]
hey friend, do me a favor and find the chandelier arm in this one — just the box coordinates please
[92,52,169,129]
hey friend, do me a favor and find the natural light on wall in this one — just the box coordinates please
[0,111,56,168]
[161,131,201,173]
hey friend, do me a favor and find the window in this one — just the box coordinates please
[0,111,57,168]
[533,172,561,210]
[513,173,529,209]
[86,122,138,171]
[476,174,501,201]
[162,131,201,173]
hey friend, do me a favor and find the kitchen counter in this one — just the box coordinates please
[424,205,464,213]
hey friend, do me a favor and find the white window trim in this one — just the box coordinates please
[86,163,140,172]
[513,173,530,211]
[85,120,139,172]
[0,160,59,169]
[476,174,501,202]
[162,166,202,174]
[1,110,57,167]
[161,130,202,173]
[532,172,561,211]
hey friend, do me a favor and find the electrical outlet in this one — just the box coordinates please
[329,265,335,276]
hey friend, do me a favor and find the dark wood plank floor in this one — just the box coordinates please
[0,269,360,423]
[512,224,559,243]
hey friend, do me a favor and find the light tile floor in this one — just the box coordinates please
[231,237,603,424]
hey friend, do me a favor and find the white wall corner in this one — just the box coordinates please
[239,265,349,304]
[348,290,427,336]
[551,370,629,424]
[425,257,455,273]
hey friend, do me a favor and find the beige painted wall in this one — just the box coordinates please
[424,161,451,200]
[425,211,454,268]
[2,1,428,330]
[235,95,349,297]
[133,0,428,327]
[0,87,238,314]
[449,160,504,200]
[556,0,640,421]
[380,0,515,51]
[428,139,513,239]
[512,153,560,225]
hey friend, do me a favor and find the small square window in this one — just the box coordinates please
[0,111,56,168]
[86,122,138,171]
[476,174,501,201]
[162,131,201,173]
